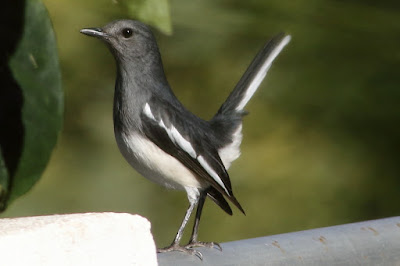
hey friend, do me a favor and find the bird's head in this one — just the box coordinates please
[80,20,158,61]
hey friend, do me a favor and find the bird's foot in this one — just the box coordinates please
[157,244,203,260]
[186,241,222,251]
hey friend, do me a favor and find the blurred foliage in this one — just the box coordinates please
[2,0,399,248]
[0,0,62,210]
[120,0,172,34]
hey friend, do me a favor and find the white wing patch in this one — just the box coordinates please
[143,103,229,194]
[143,103,197,158]
[236,35,291,111]
[169,125,197,158]
[144,103,155,120]
[197,155,228,194]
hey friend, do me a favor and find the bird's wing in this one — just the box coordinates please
[140,97,244,214]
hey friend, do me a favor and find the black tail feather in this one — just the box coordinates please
[207,186,245,215]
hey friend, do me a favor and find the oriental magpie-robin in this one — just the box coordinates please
[81,20,290,258]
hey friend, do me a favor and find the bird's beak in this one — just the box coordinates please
[80,28,108,39]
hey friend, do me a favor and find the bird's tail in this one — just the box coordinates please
[215,33,291,117]
[207,34,290,215]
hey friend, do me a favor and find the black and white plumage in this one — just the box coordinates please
[81,20,291,258]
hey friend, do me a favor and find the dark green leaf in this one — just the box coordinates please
[3,0,63,207]
[0,152,9,210]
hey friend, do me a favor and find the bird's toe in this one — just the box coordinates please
[186,241,222,251]
[157,244,203,260]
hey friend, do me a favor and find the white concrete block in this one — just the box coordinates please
[0,212,157,266]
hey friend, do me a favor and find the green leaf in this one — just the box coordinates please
[120,0,172,34]
[0,152,9,209]
[4,0,63,207]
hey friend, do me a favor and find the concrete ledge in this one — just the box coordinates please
[0,212,157,266]
[158,216,400,265]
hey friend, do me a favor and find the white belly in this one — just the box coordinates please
[115,131,205,190]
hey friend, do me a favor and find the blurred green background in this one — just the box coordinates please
[3,0,400,247]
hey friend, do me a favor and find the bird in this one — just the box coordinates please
[80,20,291,258]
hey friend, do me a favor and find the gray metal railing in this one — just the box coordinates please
[158,216,400,265]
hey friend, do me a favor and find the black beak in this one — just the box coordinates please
[80,28,108,39]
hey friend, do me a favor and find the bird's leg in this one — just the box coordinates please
[157,194,203,259]
[185,191,222,251]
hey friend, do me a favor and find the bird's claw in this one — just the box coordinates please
[186,241,222,251]
[157,241,222,260]
[157,244,203,260]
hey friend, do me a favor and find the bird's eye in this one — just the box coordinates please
[122,28,133,38]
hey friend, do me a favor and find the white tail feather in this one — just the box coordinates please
[235,35,291,111]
